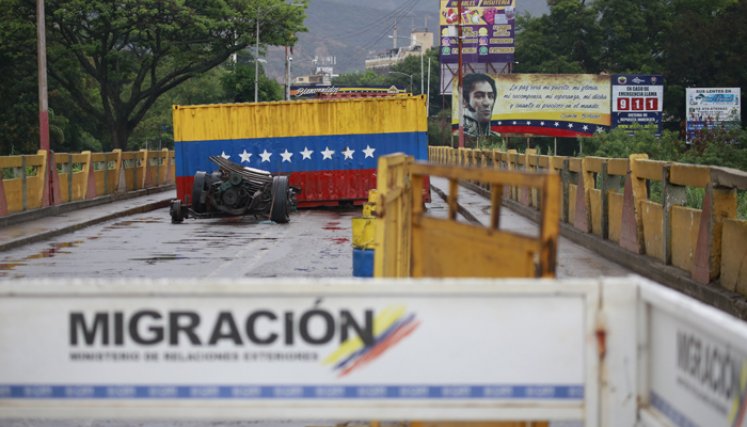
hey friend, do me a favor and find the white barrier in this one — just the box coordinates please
[0,277,745,426]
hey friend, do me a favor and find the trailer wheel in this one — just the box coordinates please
[192,171,208,213]
[269,176,290,224]
[170,199,184,224]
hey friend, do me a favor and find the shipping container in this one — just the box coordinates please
[172,96,429,207]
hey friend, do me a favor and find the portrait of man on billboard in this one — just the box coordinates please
[462,73,497,137]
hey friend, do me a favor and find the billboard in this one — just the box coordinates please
[686,87,741,140]
[453,73,611,138]
[611,74,664,135]
[290,85,405,99]
[439,0,516,64]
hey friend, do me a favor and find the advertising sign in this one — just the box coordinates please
[611,74,664,135]
[439,0,516,64]
[289,85,404,99]
[647,300,747,427]
[686,87,741,141]
[452,73,611,137]
[0,279,595,420]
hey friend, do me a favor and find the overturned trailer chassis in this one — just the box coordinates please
[170,156,295,224]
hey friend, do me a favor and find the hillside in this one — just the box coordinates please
[265,0,549,78]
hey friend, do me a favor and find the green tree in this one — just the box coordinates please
[332,70,387,87]
[515,0,601,73]
[45,0,307,150]
[0,0,41,154]
[594,0,671,73]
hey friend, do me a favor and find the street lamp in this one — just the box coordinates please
[388,71,413,94]
[254,58,267,102]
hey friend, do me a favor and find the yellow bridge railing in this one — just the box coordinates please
[0,149,175,217]
[429,146,747,295]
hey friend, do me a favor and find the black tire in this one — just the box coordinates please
[170,199,184,224]
[269,176,290,223]
[191,171,208,213]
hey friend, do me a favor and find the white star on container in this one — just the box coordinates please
[567,123,573,128]
[512,121,517,125]
[342,146,355,160]
[582,125,589,131]
[526,121,531,125]
[321,146,335,160]
[540,122,545,126]
[554,122,560,127]
[239,149,252,163]
[363,145,376,158]
[280,149,293,163]
[220,151,230,160]
[259,149,272,163]
[300,147,314,160]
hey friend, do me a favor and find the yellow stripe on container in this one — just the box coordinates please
[173,96,427,142]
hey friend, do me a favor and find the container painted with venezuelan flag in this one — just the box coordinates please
[173,96,428,207]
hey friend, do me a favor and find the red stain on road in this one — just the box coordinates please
[323,221,343,231]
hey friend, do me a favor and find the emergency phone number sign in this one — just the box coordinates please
[611,74,664,135]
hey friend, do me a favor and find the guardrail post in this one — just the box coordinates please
[65,154,73,202]
[113,149,125,192]
[620,154,648,254]
[662,165,686,266]
[574,157,592,232]
[41,149,60,207]
[601,161,609,240]
[83,151,97,199]
[0,173,6,216]
[692,182,737,284]
[561,159,570,223]
[21,155,27,211]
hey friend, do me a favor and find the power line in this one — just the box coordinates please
[358,0,421,52]
[336,0,421,40]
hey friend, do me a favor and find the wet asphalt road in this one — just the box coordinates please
[0,190,599,427]
[0,207,357,280]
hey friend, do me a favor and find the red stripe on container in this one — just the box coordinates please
[177,171,431,208]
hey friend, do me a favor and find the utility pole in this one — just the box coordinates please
[254,5,260,103]
[420,48,424,95]
[426,56,431,118]
[285,46,292,101]
[37,0,49,152]
[457,0,464,148]
[392,17,398,49]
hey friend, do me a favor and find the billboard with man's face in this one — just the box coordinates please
[453,74,612,138]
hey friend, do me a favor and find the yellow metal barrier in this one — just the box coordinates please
[372,153,560,279]
[370,152,557,427]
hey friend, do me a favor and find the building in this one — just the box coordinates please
[364,29,434,72]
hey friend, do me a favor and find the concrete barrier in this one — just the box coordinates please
[0,149,175,216]
[430,146,747,294]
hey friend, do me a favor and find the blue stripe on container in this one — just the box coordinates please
[175,132,427,177]
[0,384,583,400]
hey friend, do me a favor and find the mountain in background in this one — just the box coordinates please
[265,0,549,79]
